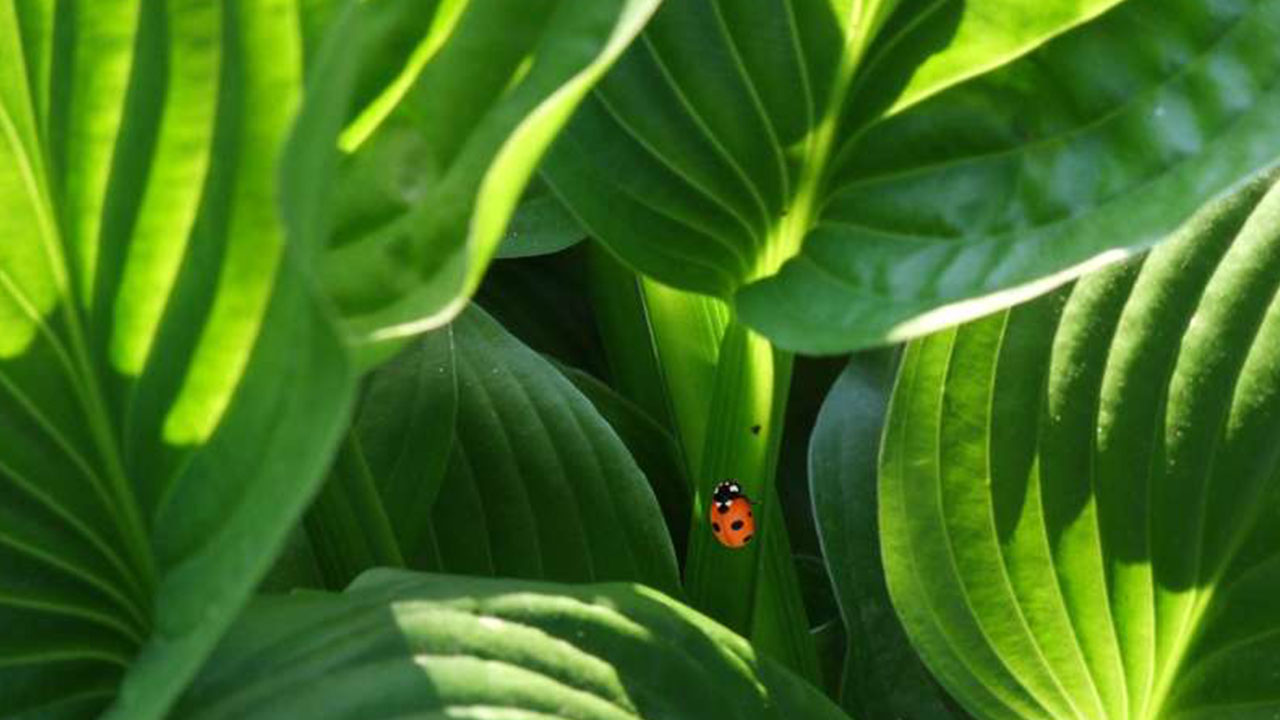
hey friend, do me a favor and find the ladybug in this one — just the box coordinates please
[709,480,756,548]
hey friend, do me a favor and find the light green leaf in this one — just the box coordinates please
[811,352,961,718]
[879,170,1280,719]
[545,0,1280,353]
[286,0,660,361]
[307,307,682,596]
[175,570,849,720]
[0,2,354,718]
[586,250,819,679]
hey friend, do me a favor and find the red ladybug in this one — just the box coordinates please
[709,480,756,548]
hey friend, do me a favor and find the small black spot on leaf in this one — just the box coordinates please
[750,424,761,435]
[731,520,744,531]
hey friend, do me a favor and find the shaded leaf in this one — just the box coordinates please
[557,361,692,561]
[175,569,849,720]
[811,352,960,718]
[286,0,661,360]
[309,308,682,596]
[497,179,586,259]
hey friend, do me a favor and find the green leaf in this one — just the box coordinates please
[557,361,692,560]
[308,307,682,596]
[497,179,586,259]
[811,352,961,718]
[476,249,611,380]
[879,170,1280,719]
[545,0,1280,353]
[586,250,820,680]
[172,568,849,712]
[286,0,660,361]
[175,570,849,720]
[0,2,355,718]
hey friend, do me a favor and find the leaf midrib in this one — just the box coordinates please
[0,32,156,614]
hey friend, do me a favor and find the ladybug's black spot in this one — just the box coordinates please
[717,505,729,515]
[747,511,753,518]
[750,424,761,435]
[731,520,744,531]
[743,534,754,544]
[712,522,721,533]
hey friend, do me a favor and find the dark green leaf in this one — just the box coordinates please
[546,0,1280,353]
[811,352,959,718]
[310,308,682,596]
[176,570,849,720]
[557,361,692,561]
[497,179,586,259]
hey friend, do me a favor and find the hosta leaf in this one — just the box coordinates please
[286,0,660,360]
[586,251,818,679]
[811,353,961,718]
[879,171,1280,719]
[0,2,354,718]
[309,307,682,595]
[175,570,848,720]
[476,249,610,379]
[497,179,586,259]
[546,0,1280,353]
[557,362,692,561]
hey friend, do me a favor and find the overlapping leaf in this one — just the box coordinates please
[0,2,354,718]
[546,0,1280,353]
[287,0,661,359]
[175,569,849,720]
[879,171,1280,718]
[586,251,819,679]
[811,353,961,718]
[308,307,682,596]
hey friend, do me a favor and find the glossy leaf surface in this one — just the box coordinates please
[546,0,1280,353]
[811,352,961,718]
[880,172,1280,719]
[176,569,849,720]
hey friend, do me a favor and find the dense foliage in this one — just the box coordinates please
[1,0,1278,718]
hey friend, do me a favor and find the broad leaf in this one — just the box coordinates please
[477,249,611,379]
[0,3,354,718]
[546,0,1280,353]
[811,353,961,718]
[308,308,683,596]
[175,570,849,720]
[286,0,660,360]
[557,362,692,561]
[497,179,586,259]
[879,171,1280,719]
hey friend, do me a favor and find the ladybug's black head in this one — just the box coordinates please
[713,481,742,503]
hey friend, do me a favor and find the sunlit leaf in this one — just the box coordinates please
[0,3,355,718]
[546,0,1280,353]
[879,171,1280,718]
[176,570,849,720]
